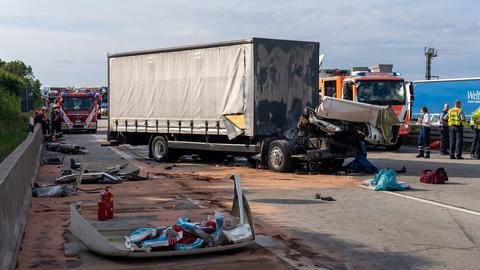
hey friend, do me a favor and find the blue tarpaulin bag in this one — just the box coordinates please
[369,169,404,191]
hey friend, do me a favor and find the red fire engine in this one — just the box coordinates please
[57,89,98,133]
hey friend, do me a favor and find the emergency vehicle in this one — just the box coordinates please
[45,87,66,107]
[57,88,98,133]
[319,65,412,150]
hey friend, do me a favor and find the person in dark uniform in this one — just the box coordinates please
[416,107,431,158]
[448,100,466,159]
[470,106,480,159]
[439,104,449,155]
[50,106,61,140]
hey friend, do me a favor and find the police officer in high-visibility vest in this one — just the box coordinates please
[470,106,480,159]
[448,100,466,159]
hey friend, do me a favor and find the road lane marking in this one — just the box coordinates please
[359,185,480,216]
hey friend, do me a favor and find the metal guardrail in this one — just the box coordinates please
[406,124,475,143]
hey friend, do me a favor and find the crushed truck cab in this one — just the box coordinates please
[107,38,399,172]
[320,65,412,150]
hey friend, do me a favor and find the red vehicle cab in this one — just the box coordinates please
[58,91,98,133]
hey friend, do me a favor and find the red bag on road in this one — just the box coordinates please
[420,168,448,184]
[429,140,441,150]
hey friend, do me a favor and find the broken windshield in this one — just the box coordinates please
[356,80,405,105]
[62,97,93,110]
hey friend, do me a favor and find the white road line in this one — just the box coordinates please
[359,185,480,216]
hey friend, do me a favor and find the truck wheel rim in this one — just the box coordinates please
[270,147,283,168]
[154,141,166,159]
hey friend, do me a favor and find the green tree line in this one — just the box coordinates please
[0,58,43,161]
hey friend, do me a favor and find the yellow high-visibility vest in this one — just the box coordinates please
[448,108,461,126]
[470,109,480,129]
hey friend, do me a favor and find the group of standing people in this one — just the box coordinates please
[417,100,480,159]
[34,106,62,140]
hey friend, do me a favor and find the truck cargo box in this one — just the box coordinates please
[413,77,480,115]
[108,38,319,139]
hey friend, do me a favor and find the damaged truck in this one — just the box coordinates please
[107,38,399,172]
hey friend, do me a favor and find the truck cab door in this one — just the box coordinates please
[342,81,354,101]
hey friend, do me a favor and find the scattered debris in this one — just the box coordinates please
[117,169,149,181]
[69,174,256,257]
[56,172,122,185]
[314,193,336,201]
[365,169,410,191]
[164,164,177,170]
[58,162,145,184]
[396,166,407,174]
[124,211,243,251]
[45,142,89,154]
[71,158,81,170]
[420,168,448,184]
[41,156,64,165]
[33,165,85,197]
[32,183,77,197]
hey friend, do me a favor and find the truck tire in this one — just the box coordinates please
[150,136,169,162]
[386,137,402,151]
[268,140,293,172]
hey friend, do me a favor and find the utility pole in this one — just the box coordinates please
[424,47,438,80]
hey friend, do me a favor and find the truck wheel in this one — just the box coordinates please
[151,136,169,162]
[386,137,402,151]
[268,140,293,172]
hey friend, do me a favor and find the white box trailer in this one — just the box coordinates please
[108,38,319,139]
[107,38,377,172]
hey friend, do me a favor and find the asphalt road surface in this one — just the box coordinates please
[20,119,480,270]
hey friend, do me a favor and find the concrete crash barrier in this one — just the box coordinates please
[69,175,256,257]
[0,125,43,270]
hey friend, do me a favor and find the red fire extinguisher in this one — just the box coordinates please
[98,186,114,221]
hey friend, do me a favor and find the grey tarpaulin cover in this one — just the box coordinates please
[108,38,319,138]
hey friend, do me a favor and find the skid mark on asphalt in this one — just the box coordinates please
[359,185,480,217]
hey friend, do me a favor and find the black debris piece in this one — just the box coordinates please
[314,193,336,201]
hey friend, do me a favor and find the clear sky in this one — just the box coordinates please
[1,0,479,87]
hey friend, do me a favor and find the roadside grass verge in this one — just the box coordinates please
[0,89,29,162]
[0,127,28,162]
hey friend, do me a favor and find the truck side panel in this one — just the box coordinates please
[413,78,480,115]
[253,38,319,136]
[109,43,254,136]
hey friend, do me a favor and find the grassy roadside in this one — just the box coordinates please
[0,89,29,162]
[0,127,28,161]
